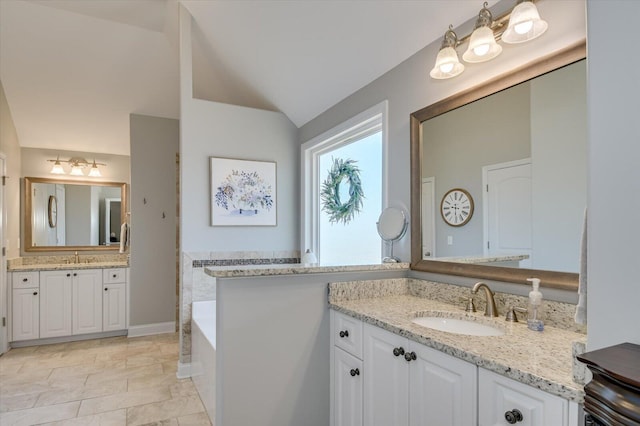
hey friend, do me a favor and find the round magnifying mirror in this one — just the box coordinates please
[377,207,408,262]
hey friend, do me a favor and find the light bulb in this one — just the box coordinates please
[514,20,533,35]
[70,165,84,176]
[473,43,490,57]
[440,62,454,73]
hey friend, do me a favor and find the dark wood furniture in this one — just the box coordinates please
[577,343,640,425]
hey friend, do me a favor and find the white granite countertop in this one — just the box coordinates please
[9,261,129,272]
[432,254,529,264]
[330,293,586,403]
[204,262,409,278]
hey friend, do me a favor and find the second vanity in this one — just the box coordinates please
[329,278,586,426]
[8,256,129,345]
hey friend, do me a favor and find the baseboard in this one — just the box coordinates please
[10,330,127,348]
[177,361,192,379]
[127,321,176,338]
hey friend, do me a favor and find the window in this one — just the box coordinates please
[302,101,388,265]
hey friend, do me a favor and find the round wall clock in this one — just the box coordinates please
[440,188,474,227]
[48,195,57,228]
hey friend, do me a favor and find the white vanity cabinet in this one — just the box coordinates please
[102,268,127,331]
[331,311,476,426]
[478,368,570,426]
[10,267,128,343]
[363,323,476,426]
[11,272,40,341]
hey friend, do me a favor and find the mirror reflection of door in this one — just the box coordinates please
[55,185,66,246]
[483,159,532,267]
[421,177,435,259]
[104,198,121,246]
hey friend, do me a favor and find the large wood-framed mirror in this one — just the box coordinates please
[24,177,127,252]
[410,42,586,291]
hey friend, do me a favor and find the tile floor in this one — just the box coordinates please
[0,333,212,426]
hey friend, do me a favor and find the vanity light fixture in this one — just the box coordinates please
[463,2,502,63]
[502,0,548,44]
[431,0,548,79]
[47,156,106,177]
[430,26,465,79]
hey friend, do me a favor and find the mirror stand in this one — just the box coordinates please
[377,207,408,263]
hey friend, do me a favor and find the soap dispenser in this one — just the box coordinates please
[526,278,544,331]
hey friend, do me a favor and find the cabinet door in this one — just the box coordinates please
[39,271,72,338]
[479,368,567,426]
[72,269,103,335]
[103,283,126,331]
[334,311,364,359]
[409,343,477,426]
[363,324,409,426]
[334,347,363,426]
[11,288,39,341]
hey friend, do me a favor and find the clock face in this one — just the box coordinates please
[48,195,57,228]
[440,188,474,227]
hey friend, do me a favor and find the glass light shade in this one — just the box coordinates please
[70,165,84,176]
[88,165,101,177]
[463,26,502,63]
[502,1,548,44]
[430,46,464,79]
[50,162,65,174]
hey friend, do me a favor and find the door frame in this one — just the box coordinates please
[0,154,8,354]
[421,177,436,259]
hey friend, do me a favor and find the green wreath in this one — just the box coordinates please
[321,158,365,224]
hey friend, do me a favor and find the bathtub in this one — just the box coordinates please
[191,300,216,422]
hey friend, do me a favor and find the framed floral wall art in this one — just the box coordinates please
[210,157,277,226]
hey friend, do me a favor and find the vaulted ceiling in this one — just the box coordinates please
[0,0,497,156]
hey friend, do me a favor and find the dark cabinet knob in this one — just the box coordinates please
[504,409,523,424]
[404,351,417,362]
[104,287,108,291]
[349,368,360,377]
[339,330,349,338]
[22,278,28,282]
[112,274,117,278]
[73,273,77,277]
[33,291,38,296]
[66,273,71,277]
[393,347,405,357]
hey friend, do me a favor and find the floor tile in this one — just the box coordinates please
[35,379,127,407]
[39,408,126,425]
[0,401,80,426]
[0,392,39,413]
[126,396,205,426]
[177,411,212,426]
[77,387,171,417]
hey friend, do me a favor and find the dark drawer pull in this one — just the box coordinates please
[349,368,360,377]
[22,278,28,282]
[33,291,38,296]
[404,351,417,362]
[393,347,405,357]
[504,409,523,424]
[339,330,349,338]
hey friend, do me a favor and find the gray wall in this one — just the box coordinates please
[0,80,22,258]
[423,82,531,257]
[64,184,92,246]
[531,61,587,273]
[586,0,640,349]
[130,114,179,327]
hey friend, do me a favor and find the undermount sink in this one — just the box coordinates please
[412,314,504,337]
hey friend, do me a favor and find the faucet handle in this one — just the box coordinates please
[505,306,527,322]
[459,296,476,313]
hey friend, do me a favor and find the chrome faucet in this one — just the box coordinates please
[472,282,499,317]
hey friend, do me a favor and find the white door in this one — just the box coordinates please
[334,347,363,426]
[40,271,72,338]
[421,177,435,259]
[484,160,532,267]
[409,343,477,426]
[72,269,102,335]
[363,324,409,426]
[103,282,126,331]
[0,156,7,352]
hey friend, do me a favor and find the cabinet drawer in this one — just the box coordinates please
[103,268,126,284]
[333,311,363,359]
[478,368,567,426]
[12,271,40,289]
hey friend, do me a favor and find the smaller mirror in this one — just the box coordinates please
[377,207,408,263]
